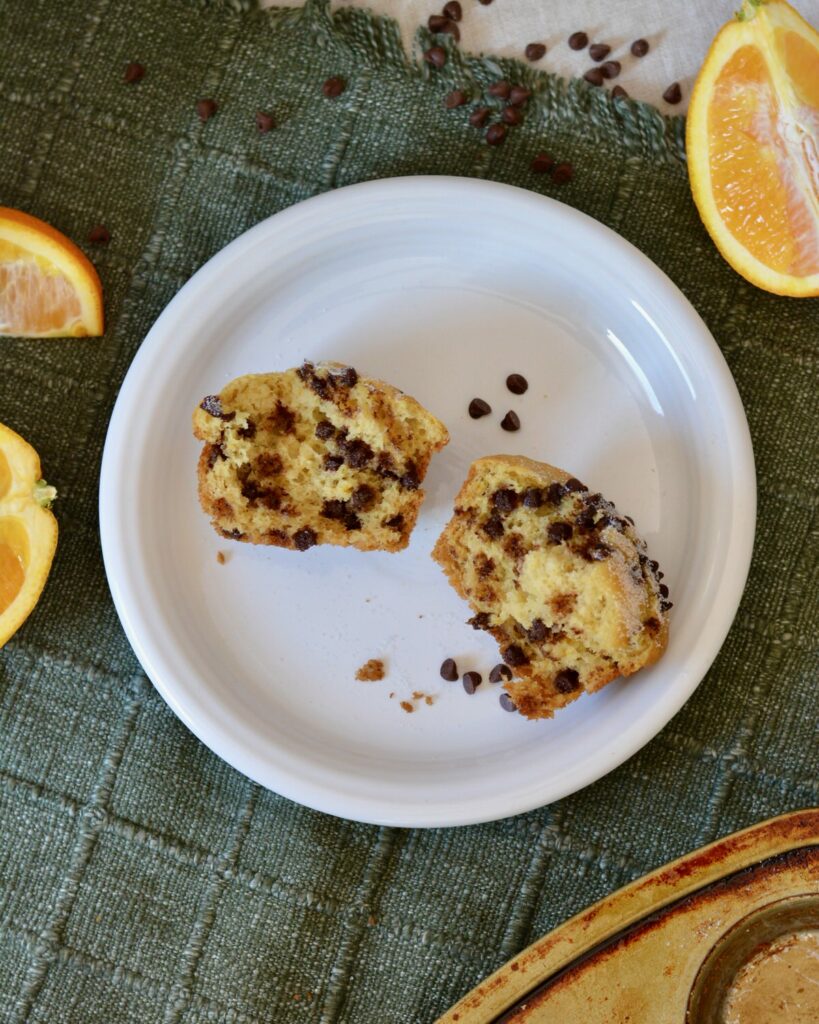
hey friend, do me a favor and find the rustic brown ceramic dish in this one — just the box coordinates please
[437,809,819,1024]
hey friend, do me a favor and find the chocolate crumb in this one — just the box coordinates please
[412,691,424,700]
[425,695,434,706]
[356,658,385,682]
[216,551,226,565]
[440,658,459,681]
[400,700,414,714]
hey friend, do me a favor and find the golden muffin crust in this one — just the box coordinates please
[432,455,671,719]
[193,361,449,552]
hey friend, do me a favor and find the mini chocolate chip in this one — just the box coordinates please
[237,420,256,439]
[545,482,565,504]
[462,671,482,694]
[88,224,110,244]
[643,616,660,633]
[531,152,555,173]
[315,420,335,439]
[489,663,513,683]
[206,443,225,468]
[506,373,528,394]
[525,42,546,61]
[523,487,542,508]
[527,618,547,642]
[624,515,635,526]
[486,123,507,146]
[484,514,505,539]
[488,80,511,99]
[547,521,573,544]
[350,484,376,512]
[661,600,674,611]
[601,60,621,79]
[200,395,225,418]
[321,499,347,520]
[575,510,596,531]
[587,543,612,561]
[322,76,346,98]
[492,488,519,513]
[342,439,374,468]
[197,98,217,121]
[503,645,529,667]
[440,658,459,681]
[478,0,493,4]
[657,571,665,580]
[551,163,574,184]
[255,111,275,133]
[631,38,649,57]
[663,81,682,104]
[568,31,588,50]
[583,67,605,86]
[469,106,490,128]
[554,668,580,693]
[509,85,532,107]
[501,106,523,126]
[424,46,447,69]
[649,559,659,572]
[589,43,611,61]
[469,398,492,418]
[468,612,491,630]
[500,410,520,431]
[384,514,404,531]
[445,89,468,109]
[124,62,145,83]
[443,0,462,21]
[499,693,517,712]
[611,85,629,99]
[343,513,362,531]
[659,583,670,598]
[324,454,344,471]
[564,477,587,492]
[293,527,317,551]
[428,14,449,31]
[476,554,495,578]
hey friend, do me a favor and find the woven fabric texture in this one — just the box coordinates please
[0,1,816,1022]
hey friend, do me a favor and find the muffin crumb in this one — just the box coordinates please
[356,658,385,682]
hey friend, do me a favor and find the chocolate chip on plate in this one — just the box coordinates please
[509,85,532,106]
[663,81,683,104]
[486,122,507,146]
[322,76,346,98]
[255,110,275,132]
[443,1,462,21]
[506,373,528,394]
[601,60,621,79]
[196,98,218,121]
[589,43,611,61]
[568,31,589,50]
[631,38,650,57]
[444,89,468,108]
[462,671,482,694]
[424,46,447,69]
[124,61,145,84]
[88,224,110,244]
[530,151,555,173]
[551,162,574,184]
[469,106,490,128]
[525,42,546,61]
[583,67,605,86]
[499,692,517,712]
[488,80,511,99]
[500,410,520,431]
[489,663,513,683]
[440,658,459,681]
[501,105,523,126]
[469,397,491,419]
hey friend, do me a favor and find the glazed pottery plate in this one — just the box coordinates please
[99,177,755,826]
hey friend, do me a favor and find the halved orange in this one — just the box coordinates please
[687,0,819,297]
[0,207,104,336]
[0,422,58,648]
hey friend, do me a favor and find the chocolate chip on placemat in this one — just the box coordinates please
[488,80,511,99]
[631,38,650,57]
[551,162,574,184]
[424,46,447,68]
[530,152,555,173]
[322,76,346,98]
[439,20,460,42]
[500,410,520,431]
[525,43,546,61]
[663,81,682,104]
[469,106,490,128]
[506,373,528,394]
[443,1,462,21]
[196,98,217,121]
[486,123,507,146]
[499,692,517,712]
[583,67,604,86]
[601,60,621,79]
[469,398,491,418]
[611,85,629,99]
[568,31,589,50]
[589,43,611,61]
[255,111,275,132]
[444,89,468,109]
[489,664,513,683]
[501,106,523,126]
[462,671,482,694]
[124,61,145,83]
[509,85,532,106]
[88,224,110,244]
[440,658,459,681]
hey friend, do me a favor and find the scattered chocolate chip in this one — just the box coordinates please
[322,76,346,98]
[486,123,507,146]
[545,482,565,504]
[487,80,510,99]
[611,85,629,99]
[499,693,517,712]
[506,373,528,394]
[601,60,621,79]
[509,85,532,107]
[554,668,580,693]
[489,663,513,683]
[586,543,612,561]
[551,162,574,184]
[468,397,492,418]
[631,38,649,57]
[350,484,376,512]
[315,420,335,439]
[124,62,145,84]
[501,105,523,126]
[547,521,573,544]
[589,43,611,61]
[523,487,542,508]
[444,89,468,109]
[525,42,546,61]
[502,645,529,667]
[428,14,449,32]
[443,0,462,21]
[462,671,482,694]
[255,111,275,132]
[293,527,317,551]
[492,488,519,513]
[88,224,110,244]
[196,98,218,121]
[583,67,605,86]
[500,410,520,431]
[483,514,505,539]
[659,583,670,598]
[564,477,587,492]
[440,658,459,681]
[663,81,682,104]
[424,46,447,69]
[384,514,404,531]
[527,618,547,642]
[469,106,490,128]
[568,31,588,50]
[324,454,344,471]
[530,151,555,173]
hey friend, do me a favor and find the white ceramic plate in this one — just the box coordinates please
[100,177,755,828]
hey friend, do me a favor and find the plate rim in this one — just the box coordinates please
[99,175,756,827]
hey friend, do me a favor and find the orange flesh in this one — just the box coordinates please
[708,41,819,278]
[0,240,83,335]
[0,542,24,615]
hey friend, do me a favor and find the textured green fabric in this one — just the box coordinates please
[0,1,816,1021]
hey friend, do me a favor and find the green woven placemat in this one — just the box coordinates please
[1,1,816,1021]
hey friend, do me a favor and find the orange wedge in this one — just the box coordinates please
[0,422,58,648]
[0,206,104,336]
[687,0,819,297]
